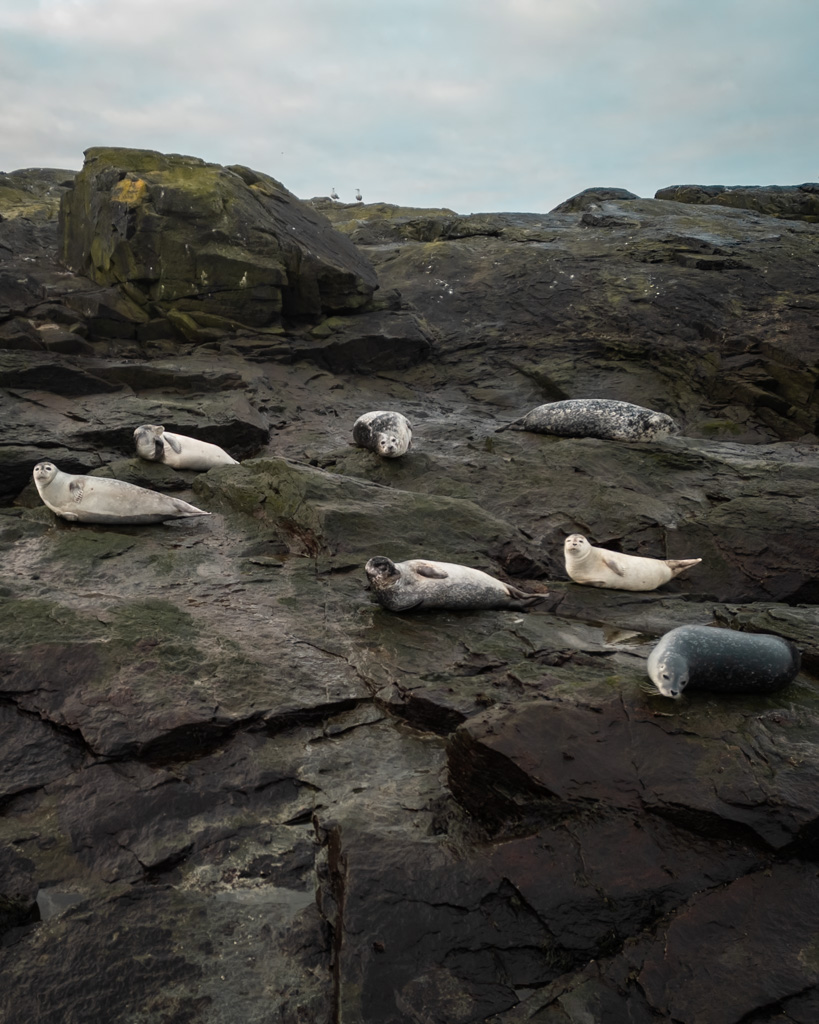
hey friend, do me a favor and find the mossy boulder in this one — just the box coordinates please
[58,148,379,331]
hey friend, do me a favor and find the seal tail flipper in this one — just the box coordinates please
[495,419,524,433]
[506,584,548,609]
[665,557,702,577]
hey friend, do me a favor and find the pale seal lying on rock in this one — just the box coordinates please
[501,398,679,441]
[134,424,238,470]
[365,556,545,612]
[647,624,801,698]
[353,411,412,458]
[564,534,701,591]
[33,461,211,524]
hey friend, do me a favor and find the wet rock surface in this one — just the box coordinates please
[1,156,818,1023]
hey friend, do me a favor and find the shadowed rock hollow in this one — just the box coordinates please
[1,151,818,1024]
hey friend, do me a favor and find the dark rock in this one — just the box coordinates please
[655,182,819,222]
[551,186,641,212]
[58,148,379,331]
[1,153,819,1023]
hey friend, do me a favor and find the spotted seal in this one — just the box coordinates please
[500,399,679,441]
[33,461,211,524]
[647,624,800,698]
[134,424,238,470]
[365,556,545,612]
[353,411,412,458]
[564,534,701,591]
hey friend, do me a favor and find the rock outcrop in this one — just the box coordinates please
[59,148,379,336]
[655,182,819,222]
[1,158,818,1024]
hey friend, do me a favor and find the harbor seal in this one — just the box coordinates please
[647,624,801,698]
[501,399,679,441]
[353,411,412,458]
[33,461,211,524]
[564,534,701,591]
[134,424,238,470]
[365,556,545,612]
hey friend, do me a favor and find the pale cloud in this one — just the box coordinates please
[0,0,816,212]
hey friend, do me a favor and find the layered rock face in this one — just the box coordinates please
[1,155,819,1024]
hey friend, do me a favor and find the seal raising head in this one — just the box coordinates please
[353,411,412,458]
[365,556,546,612]
[564,534,701,591]
[33,461,211,525]
[647,624,800,699]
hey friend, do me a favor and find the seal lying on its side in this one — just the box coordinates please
[33,462,211,524]
[500,399,679,441]
[353,411,412,458]
[564,534,701,591]
[365,556,546,612]
[134,424,238,470]
[647,624,801,699]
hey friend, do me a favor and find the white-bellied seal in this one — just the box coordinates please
[564,534,701,591]
[365,556,546,612]
[134,424,238,470]
[647,624,801,699]
[353,411,412,458]
[500,399,679,441]
[33,462,211,524]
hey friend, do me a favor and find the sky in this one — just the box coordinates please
[0,0,816,214]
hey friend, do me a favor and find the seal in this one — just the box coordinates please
[134,424,238,471]
[33,461,211,524]
[353,411,412,458]
[564,534,701,591]
[500,399,679,441]
[647,624,800,698]
[365,556,545,612]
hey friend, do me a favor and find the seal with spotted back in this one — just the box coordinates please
[564,534,701,591]
[353,411,412,458]
[501,398,679,441]
[365,556,545,612]
[33,461,211,524]
[647,624,800,698]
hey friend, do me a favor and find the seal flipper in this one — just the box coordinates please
[415,563,449,579]
[164,433,183,455]
[505,583,548,609]
[602,556,626,577]
[68,480,84,503]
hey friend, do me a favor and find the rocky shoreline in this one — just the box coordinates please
[1,150,818,1024]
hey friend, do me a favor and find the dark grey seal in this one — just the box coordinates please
[647,624,800,699]
[501,399,679,441]
[365,556,545,612]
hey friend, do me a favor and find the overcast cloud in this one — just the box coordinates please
[0,0,816,212]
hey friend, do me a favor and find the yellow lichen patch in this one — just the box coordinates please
[111,178,148,205]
